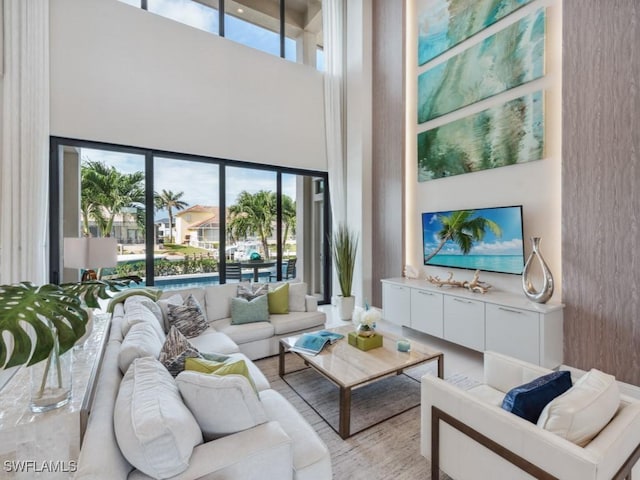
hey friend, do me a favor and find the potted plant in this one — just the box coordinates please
[332,224,358,321]
[0,277,140,411]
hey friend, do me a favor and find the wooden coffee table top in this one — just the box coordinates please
[280,324,443,389]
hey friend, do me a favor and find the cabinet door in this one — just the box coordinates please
[410,289,443,337]
[486,304,540,364]
[382,283,410,326]
[443,296,485,351]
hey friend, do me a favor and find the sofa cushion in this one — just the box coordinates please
[268,282,289,314]
[176,371,268,441]
[121,302,166,341]
[118,321,164,374]
[167,294,209,338]
[260,389,330,473]
[160,286,206,306]
[204,283,240,321]
[188,328,241,355]
[185,357,258,393]
[288,282,307,312]
[537,369,620,446]
[124,295,164,327]
[501,370,572,423]
[158,326,203,377]
[114,357,203,479]
[157,293,184,332]
[237,282,269,300]
[231,295,270,325]
[466,384,506,407]
[269,311,326,336]
[213,318,276,344]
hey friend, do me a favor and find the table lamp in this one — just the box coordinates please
[63,237,118,281]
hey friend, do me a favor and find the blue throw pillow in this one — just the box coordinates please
[501,370,572,423]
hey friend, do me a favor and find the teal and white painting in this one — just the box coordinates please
[417,91,544,182]
[417,0,535,66]
[418,8,545,124]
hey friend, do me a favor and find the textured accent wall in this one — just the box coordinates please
[562,0,640,385]
[371,0,405,307]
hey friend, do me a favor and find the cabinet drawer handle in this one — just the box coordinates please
[418,291,434,296]
[498,307,524,314]
[453,298,473,304]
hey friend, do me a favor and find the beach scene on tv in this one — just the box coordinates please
[422,206,525,275]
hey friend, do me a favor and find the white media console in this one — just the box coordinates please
[381,277,564,368]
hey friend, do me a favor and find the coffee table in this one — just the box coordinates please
[279,324,444,439]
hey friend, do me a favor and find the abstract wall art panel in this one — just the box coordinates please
[418,8,545,123]
[417,91,544,182]
[417,0,536,66]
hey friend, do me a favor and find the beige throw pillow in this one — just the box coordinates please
[537,368,620,446]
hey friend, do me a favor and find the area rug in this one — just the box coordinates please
[255,353,477,480]
[280,358,434,436]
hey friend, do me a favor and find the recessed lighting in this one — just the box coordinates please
[237,8,244,13]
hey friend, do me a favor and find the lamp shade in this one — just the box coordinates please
[63,237,118,269]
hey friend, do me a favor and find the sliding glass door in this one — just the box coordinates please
[50,138,331,303]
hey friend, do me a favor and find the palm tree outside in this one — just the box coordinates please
[226,191,297,259]
[424,210,502,263]
[81,160,145,238]
[154,189,188,243]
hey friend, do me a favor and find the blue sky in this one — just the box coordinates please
[422,207,524,256]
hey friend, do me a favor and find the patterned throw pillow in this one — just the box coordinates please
[167,294,209,339]
[237,282,269,301]
[159,326,203,377]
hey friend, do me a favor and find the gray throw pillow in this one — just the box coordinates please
[158,326,203,377]
[237,282,268,300]
[167,294,209,339]
[230,295,269,325]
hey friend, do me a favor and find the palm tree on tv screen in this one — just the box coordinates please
[154,189,188,243]
[424,210,502,263]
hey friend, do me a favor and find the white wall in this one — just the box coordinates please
[49,0,327,171]
[406,0,562,299]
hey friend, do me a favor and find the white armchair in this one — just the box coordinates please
[421,352,640,480]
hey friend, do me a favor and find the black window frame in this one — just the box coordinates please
[49,136,331,304]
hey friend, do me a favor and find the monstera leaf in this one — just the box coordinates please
[60,275,142,308]
[0,282,88,369]
[0,276,142,369]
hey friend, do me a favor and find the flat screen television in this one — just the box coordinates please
[422,205,525,275]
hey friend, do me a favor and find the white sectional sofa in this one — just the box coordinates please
[158,282,326,360]
[76,282,331,480]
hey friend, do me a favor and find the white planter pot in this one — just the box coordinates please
[337,295,356,321]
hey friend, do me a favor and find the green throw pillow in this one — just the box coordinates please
[230,295,269,325]
[268,282,289,314]
[184,357,258,393]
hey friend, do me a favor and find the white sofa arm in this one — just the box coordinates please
[421,375,603,480]
[584,396,640,480]
[483,351,552,393]
[128,422,293,480]
[305,295,318,312]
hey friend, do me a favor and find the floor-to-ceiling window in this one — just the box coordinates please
[49,138,330,303]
